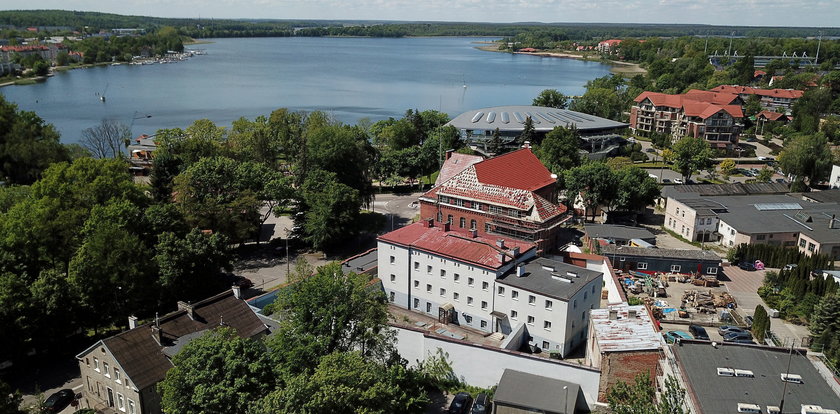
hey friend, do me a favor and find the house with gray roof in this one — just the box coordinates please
[75,288,268,414]
[600,245,722,276]
[584,223,656,247]
[493,369,582,413]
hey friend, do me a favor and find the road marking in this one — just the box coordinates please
[72,385,83,390]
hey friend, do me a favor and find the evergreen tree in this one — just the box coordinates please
[517,117,536,147]
[488,128,503,155]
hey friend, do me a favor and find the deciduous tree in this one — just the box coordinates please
[564,162,617,222]
[672,137,713,182]
[299,170,361,251]
[80,119,131,159]
[533,89,569,109]
[778,133,833,188]
[534,126,581,174]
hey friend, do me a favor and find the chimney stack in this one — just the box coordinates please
[629,309,638,318]
[496,239,505,249]
[128,315,138,329]
[512,246,520,257]
[517,264,525,277]
[177,301,195,320]
[151,313,162,345]
[522,141,531,149]
[830,214,837,229]
[470,229,478,238]
[426,218,434,228]
[446,149,454,160]
[232,285,242,299]
[498,252,506,265]
[609,309,618,320]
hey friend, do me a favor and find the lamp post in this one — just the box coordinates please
[283,227,291,277]
[563,385,569,414]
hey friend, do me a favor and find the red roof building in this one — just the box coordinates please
[756,110,790,124]
[630,90,744,147]
[435,150,483,187]
[419,148,570,253]
[710,85,804,111]
[597,39,622,53]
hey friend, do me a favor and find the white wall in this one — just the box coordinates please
[830,165,840,189]
[392,325,602,408]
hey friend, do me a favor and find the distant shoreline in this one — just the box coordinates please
[473,42,646,75]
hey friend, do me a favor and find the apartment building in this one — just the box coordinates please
[377,220,602,357]
[630,90,744,147]
[710,85,804,112]
[419,148,571,253]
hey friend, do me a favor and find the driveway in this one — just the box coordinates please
[722,266,811,345]
[371,191,423,232]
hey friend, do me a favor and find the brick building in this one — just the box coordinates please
[630,90,744,147]
[420,148,570,253]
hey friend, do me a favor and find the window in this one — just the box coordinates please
[676,207,679,215]
[426,302,432,313]
[511,290,519,300]
[544,321,552,330]
[808,242,816,252]
[756,234,766,241]
[414,262,419,270]
[389,291,395,302]
[128,400,136,414]
[468,277,474,286]
[440,288,446,297]
[390,274,396,282]
[511,310,518,319]
[427,265,432,274]
[582,311,586,321]
[573,299,577,309]
[498,286,505,296]
[453,292,460,301]
[584,291,588,300]
[114,368,121,383]
[94,357,100,372]
[440,269,446,278]
[437,212,443,222]
[799,239,807,248]
[414,280,419,288]
[454,273,460,282]
[389,256,395,264]
[485,223,492,232]
[117,393,125,412]
[528,295,536,305]
[464,314,473,324]
[85,358,89,366]
[467,296,474,305]
[670,265,681,273]
[708,267,718,274]
[447,214,453,224]
[103,362,110,377]
[481,320,487,329]
[542,341,550,349]
[459,217,466,228]
[527,315,535,325]
[482,281,489,290]
[470,219,476,230]
[637,262,648,270]
[481,301,488,310]
[414,298,420,309]
[545,300,553,310]
[426,284,432,293]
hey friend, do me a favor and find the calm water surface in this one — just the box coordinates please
[1,37,612,143]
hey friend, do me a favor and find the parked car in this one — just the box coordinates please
[738,262,756,271]
[729,339,757,345]
[663,331,692,344]
[673,178,684,184]
[689,325,709,340]
[744,316,754,328]
[43,389,75,413]
[449,392,473,414]
[724,331,754,342]
[662,179,672,184]
[646,148,656,153]
[471,393,490,414]
[783,264,798,271]
[718,325,749,336]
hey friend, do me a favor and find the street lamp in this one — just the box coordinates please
[563,385,569,414]
[283,227,291,277]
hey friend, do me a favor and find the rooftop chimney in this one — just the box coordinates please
[609,309,618,320]
[443,220,451,232]
[128,315,138,330]
[517,264,525,277]
[426,218,435,228]
[151,313,162,345]
[177,301,195,320]
[470,229,478,238]
[498,252,506,265]
[446,149,454,160]
[232,285,242,299]
[566,271,578,278]
[512,246,520,257]
[830,214,837,229]
[496,239,505,249]
[629,309,638,318]
[522,141,531,149]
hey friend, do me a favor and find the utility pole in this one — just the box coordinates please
[815,31,823,65]
[779,340,796,412]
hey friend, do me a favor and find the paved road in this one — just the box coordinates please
[371,191,423,231]
[722,266,811,346]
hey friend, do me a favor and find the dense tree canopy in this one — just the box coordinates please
[778,133,833,187]
[672,137,714,182]
[534,126,581,175]
[0,95,69,185]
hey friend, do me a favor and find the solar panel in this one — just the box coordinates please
[753,203,801,211]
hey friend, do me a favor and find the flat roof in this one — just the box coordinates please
[494,369,579,413]
[447,105,628,133]
[600,245,721,262]
[590,304,663,352]
[584,224,656,242]
[496,257,602,301]
[674,342,840,414]
[341,248,378,274]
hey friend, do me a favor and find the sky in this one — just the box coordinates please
[5,0,840,27]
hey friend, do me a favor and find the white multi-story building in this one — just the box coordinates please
[378,219,603,357]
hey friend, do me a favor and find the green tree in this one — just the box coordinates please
[158,327,276,414]
[517,116,536,146]
[534,126,581,174]
[533,89,569,109]
[266,262,392,376]
[608,372,686,414]
[570,87,624,120]
[488,128,503,155]
[299,170,361,251]
[154,229,231,304]
[613,166,660,217]
[752,305,769,343]
[80,119,131,159]
[719,159,736,180]
[0,95,69,184]
[0,380,26,414]
[252,352,428,414]
[672,137,713,182]
[755,167,774,183]
[778,133,833,188]
[564,162,617,222]
[810,294,840,364]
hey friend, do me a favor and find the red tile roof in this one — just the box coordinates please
[435,152,484,187]
[757,110,787,121]
[710,85,804,99]
[473,149,555,192]
[635,90,743,120]
[599,39,623,46]
[378,222,535,269]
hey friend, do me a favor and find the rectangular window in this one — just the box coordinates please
[544,321,552,330]
[528,295,536,305]
[808,243,816,252]
[427,265,432,274]
[707,267,718,274]
[454,273,460,282]
[511,310,518,319]
[485,223,492,232]
[414,280,419,288]
[453,292,460,301]
[426,302,432,313]
[389,256,395,264]
[468,277,474,286]
[670,265,681,273]
[414,298,419,309]
[482,281,489,290]
[464,314,472,324]
[440,288,446,297]
[128,400,136,414]
[414,262,419,270]
[527,315,535,325]
[390,274,396,282]
[467,296,474,305]
[114,368,121,383]
[93,357,100,372]
[426,284,432,293]
[756,234,766,241]
[389,291,395,302]
[481,320,487,329]
[117,393,125,412]
[481,301,488,310]
[511,290,519,300]
[637,262,648,270]
[440,269,446,278]
[498,286,505,296]
[542,341,550,349]
[103,362,110,378]
[799,239,807,248]
[545,300,553,310]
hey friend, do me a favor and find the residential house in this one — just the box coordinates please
[756,110,791,124]
[710,85,804,112]
[377,220,603,357]
[599,245,722,276]
[630,90,744,147]
[583,224,656,249]
[597,39,622,53]
[493,369,582,414]
[420,148,572,253]
[76,289,269,414]
[586,304,663,402]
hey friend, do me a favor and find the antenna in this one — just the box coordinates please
[815,31,822,65]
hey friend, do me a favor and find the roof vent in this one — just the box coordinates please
[496,239,505,248]
[766,406,780,414]
[780,373,803,384]
[517,265,525,277]
[737,403,761,413]
[734,369,754,378]
[541,265,555,272]
[628,309,638,318]
[567,271,578,278]
[609,309,618,320]
[717,367,735,376]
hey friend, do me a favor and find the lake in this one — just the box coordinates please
[0,37,613,143]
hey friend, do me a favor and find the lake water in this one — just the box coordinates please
[0,37,612,143]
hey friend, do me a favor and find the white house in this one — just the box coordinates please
[831,165,840,189]
[378,220,603,357]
